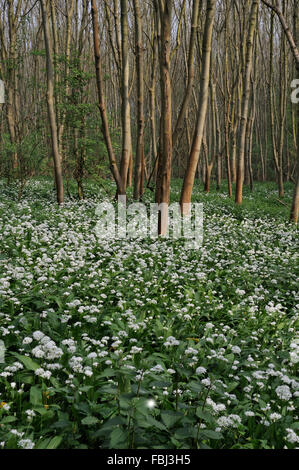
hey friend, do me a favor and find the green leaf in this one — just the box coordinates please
[174,426,196,439]
[227,382,239,393]
[99,416,125,431]
[160,410,182,428]
[30,386,43,406]
[188,381,203,394]
[196,407,214,423]
[34,406,52,416]
[0,416,17,424]
[146,415,167,431]
[13,353,40,371]
[36,438,52,449]
[225,353,235,363]
[109,427,128,448]
[201,429,223,440]
[99,369,117,378]
[46,436,63,449]
[81,416,99,426]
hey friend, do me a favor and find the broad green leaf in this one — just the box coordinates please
[13,353,40,371]
[201,429,223,440]
[81,416,99,426]
[46,436,63,449]
[0,416,17,424]
[30,386,43,406]
[160,410,182,428]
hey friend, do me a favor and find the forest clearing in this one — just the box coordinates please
[0,0,298,453]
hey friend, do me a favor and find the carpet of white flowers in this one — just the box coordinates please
[0,179,298,449]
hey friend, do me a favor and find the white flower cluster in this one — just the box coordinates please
[185,347,198,356]
[206,397,226,415]
[275,385,292,401]
[35,368,51,379]
[163,336,180,347]
[285,428,299,444]
[290,340,299,364]
[217,414,242,429]
[18,439,35,449]
[32,331,63,360]
[231,346,241,354]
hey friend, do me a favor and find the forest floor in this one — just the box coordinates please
[0,179,298,449]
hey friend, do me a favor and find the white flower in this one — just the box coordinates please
[10,430,24,438]
[269,413,281,421]
[98,351,108,358]
[217,414,241,429]
[236,289,246,296]
[164,336,180,347]
[150,364,164,373]
[69,356,83,373]
[185,347,198,356]
[25,409,36,417]
[22,337,33,345]
[32,331,45,341]
[18,439,35,449]
[285,428,299,444]
[32,346,45,358]
[195,366,207,375]
[275,385,292,400]
[83,367,93,377]
[35,368,52,379]
[201,378,211,387]
[290,351,299,364]
[231,346,241,354]
[130,346,143,354]
[245,411,255,417]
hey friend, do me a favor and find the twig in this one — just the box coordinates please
[275,198,289,208]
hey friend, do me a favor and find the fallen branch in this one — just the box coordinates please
[275,198,289,208]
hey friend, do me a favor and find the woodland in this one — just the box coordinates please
[0,0,298,451]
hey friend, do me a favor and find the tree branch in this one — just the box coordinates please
[260,0,299,68]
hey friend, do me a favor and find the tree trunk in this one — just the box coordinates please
[40,0,64,205]
[119,0,131,193]
[155,0,173,236]
[180,0,216,215]
[91,0,123,195]
[133,0,145,200]
[235,0,258,205]
[172,0,200,148]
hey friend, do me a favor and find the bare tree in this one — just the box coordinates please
[40,0,64,204]
[235,0,259,205]
[180,0,216,215]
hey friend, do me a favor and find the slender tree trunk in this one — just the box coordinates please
[172,0,200,148]
[57,0,75,162]
[133,0,145,200]
[119,0,131,193]
[180,0,216,215]
[224,3,232,198]
[235,0,258,205]
[91,0,123,195]
[40,0,64,205]
[155,0,173,235]
[290,3,299,223]
[150,15,158,183]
